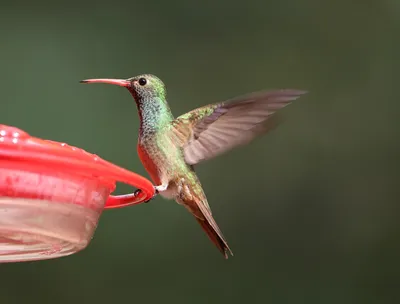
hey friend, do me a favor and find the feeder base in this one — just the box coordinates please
[0,197,102,262]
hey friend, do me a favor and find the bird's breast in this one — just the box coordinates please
[137,144,162,185]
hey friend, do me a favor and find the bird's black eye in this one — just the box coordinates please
[138,78,147,86]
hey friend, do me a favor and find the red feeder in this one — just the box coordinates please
[0,124,154,263]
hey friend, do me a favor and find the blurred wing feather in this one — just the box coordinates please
[170,89,307,165]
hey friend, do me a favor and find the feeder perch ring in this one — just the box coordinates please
[0,124,155,262]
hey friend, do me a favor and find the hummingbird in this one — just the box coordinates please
[80,74,306,258]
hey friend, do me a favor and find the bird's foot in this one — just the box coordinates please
[154,184,168,193]
[134,183,168,204]
[133,189,154,204]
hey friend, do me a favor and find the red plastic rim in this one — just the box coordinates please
[0,124,155,209]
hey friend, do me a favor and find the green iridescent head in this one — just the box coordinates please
[127,74,167,101]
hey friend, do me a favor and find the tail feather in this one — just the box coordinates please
[176,174,233,258]
[195,216,233,259]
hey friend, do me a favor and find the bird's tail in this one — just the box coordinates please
[178,173,233,258]
[195,216,233,259]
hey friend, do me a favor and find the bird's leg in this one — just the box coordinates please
[134,183,168,204]
[154,183,168,194]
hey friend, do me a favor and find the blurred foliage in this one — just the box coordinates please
[0,0,399,303]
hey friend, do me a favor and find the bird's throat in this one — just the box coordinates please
[134,96,174,137]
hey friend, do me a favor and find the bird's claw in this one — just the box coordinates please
[134,189,142,197]
[133,187,159,204]
[154,184,168,193]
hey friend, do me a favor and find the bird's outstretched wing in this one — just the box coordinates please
[169,89,306,165]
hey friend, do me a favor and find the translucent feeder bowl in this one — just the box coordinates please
[0,124,154,263]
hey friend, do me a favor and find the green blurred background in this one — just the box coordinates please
[1,0,399,303]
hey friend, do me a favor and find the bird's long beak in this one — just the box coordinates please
[80,78,130,87]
